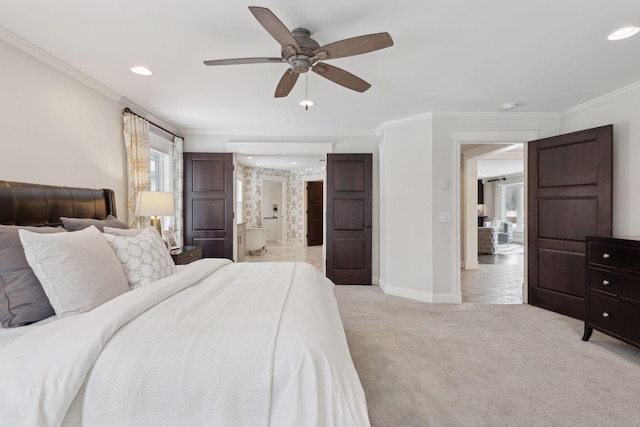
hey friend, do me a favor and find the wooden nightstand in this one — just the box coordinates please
[170,246,202,265]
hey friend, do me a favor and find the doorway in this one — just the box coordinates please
[235,154,326,272]
[458,140,527,304]
[306,180,323,246]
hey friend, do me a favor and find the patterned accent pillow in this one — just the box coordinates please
[102,228,177,289]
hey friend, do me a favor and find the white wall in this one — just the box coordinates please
[561,84,640,237]
[378,116,434,301]
[0,39,128,219]
[379,113,562,303]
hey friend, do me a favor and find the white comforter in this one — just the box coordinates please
[0,259,369,427]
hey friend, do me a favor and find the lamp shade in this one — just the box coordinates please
[136,191,174,217]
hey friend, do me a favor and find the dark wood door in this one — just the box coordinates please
[528,125,612,319]
[326,154,372,285]
[184,153,234,259]
[307,181,323,246]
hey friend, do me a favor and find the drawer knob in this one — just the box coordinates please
[602,280,610,286]
[602,253,610,259]
[602,312,610,318]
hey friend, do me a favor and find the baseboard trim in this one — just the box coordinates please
[379,279,461,303]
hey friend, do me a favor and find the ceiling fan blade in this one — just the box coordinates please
[312,62,371,93]
[203,57,284,66]
[275,69,299,98]
[248,6,300,53]
[313,32,393,60]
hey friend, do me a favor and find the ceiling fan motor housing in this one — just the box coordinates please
[284,28,320,73]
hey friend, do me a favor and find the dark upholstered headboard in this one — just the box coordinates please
[0,180,117,227]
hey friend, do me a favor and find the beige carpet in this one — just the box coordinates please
[334,286,640,427]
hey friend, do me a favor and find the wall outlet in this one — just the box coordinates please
[439,212,451,222]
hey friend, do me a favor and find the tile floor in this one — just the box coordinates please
[243,242,325,273]
[244,242,523,305]
[461,243,524,304]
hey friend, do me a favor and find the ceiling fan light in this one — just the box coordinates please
[607,26,640,41]
[300,100,315,109]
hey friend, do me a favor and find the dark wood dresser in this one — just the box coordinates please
[583,236,640,349]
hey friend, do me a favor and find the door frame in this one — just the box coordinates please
[453,130,539,303]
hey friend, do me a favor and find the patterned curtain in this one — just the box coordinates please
[172,136,184,247]
[123,113,151,228]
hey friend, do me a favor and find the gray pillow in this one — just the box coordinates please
[61,215,128,232]
[0,225,65,327]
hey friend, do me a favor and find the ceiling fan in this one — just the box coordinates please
[203,6,393,98]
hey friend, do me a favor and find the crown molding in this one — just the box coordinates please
[183,129,377,138]
[0,25,122,102]
[561,80,640,118]
[432,111,560,120]
[377,112,434,132]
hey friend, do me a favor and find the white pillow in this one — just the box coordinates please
[19,226,130,318]
[102,228,177,289]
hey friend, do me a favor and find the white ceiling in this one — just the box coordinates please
[1,0,639,134]
[477,160,523,179]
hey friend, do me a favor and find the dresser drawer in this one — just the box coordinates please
[588,267,640,301]
[588,242,640,273]
[589,293,640,346]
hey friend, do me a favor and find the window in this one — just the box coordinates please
[236,178,243,224]
[149,130,174,230]
[500,182,524,234]
[149,129,173,192]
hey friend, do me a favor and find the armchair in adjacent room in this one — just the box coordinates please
[478,226,498,254]
[498,221,513,246]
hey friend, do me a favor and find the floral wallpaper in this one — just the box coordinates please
[240,165,325,245]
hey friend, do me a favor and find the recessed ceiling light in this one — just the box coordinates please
[247,156,253,159]
[256,163,261,166]
[291,162,298,165]
[131,66,152,76]
[501,103,518,111]
[607,26,640,41]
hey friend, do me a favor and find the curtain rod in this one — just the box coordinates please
[486,177,506,183]
[123,107,183,140]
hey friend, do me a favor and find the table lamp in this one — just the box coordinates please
[136,191,174,235]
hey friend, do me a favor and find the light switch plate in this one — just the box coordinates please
[439,212,451,222]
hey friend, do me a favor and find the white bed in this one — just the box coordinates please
[0,259,369,427]
[0,180,369,426]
